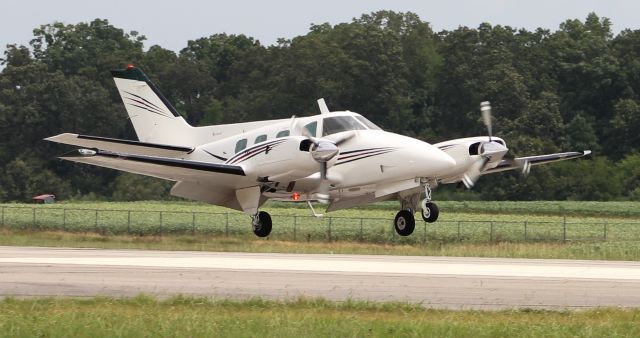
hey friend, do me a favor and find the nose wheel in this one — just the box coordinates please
[421,200,439,223]
[394,210,415,236]
[251,211,272,237]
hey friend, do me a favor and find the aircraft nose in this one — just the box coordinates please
[424,146,456,176]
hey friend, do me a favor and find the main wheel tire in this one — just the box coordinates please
[394,210,415,236]
[421,202,439,223]
[252,211,272,237]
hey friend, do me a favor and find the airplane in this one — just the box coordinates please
[45,65,591,237]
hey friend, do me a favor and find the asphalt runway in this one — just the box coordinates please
[2,246,640,309]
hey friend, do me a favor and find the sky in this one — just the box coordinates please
[1,0,640,53]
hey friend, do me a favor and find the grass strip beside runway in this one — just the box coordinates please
[3,229,640,261]
[0,296,638,337]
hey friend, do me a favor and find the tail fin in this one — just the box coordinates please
[111,65,193,146]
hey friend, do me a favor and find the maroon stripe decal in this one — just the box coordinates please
[335,149,395,166]
[227,140,286,164]
[123,90,164,111]
[126,103,171,118]
[338,147,395,161]
[125,97,169,116]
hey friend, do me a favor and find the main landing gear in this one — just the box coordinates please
[393,183,439,237]
[251,211,272,237]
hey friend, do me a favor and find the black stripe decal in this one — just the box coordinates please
[126,103,172,118]
[203,149,228,161]
[335,149,395,166]
[227,139,286,164]
[123,90,164,111]
[97,151,245,176]
[338,147,396,161]
[145,78,181,117]
[230,141,285,164]
[125,96,169,116]
[77,135,193,152]
[339,147,392,155]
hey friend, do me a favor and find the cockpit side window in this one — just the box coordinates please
[235,139,248,153]
[303,121,317,137]
[322,116,367,136]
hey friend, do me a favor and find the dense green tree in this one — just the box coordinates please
[1,13,639,201]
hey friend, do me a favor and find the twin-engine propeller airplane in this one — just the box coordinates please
[46,66,591,237]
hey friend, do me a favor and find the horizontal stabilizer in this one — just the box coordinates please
[45,133,193,158]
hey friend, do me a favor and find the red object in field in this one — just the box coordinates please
[127,64,135,69]
[32,194,56,204]
[292,192,300,201]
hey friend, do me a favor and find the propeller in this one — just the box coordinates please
[290,116,356,200]
[462,102,531,189]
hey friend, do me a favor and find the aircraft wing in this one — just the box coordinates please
[59,150,246,185]
[483,150,591,175]
[45,133,193,158]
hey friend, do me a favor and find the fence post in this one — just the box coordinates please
[1,206,4,226]
[490,221,494,242]
[95,210,99,234]
[603,221,608,241]
[524,220,528,241]
[159,211,163,235]
[359,218,363,241]
[457,221,461,242]
[62,209,66,231]
[327,217,332,242]
[225,213,229,235]
[423,221,427,244]
[32,207,36,229]
[563,217,567,242]
[192,212,196,236]
[127,210,131,234]
[293,216,297,241]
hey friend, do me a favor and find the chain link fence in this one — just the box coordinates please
[1,205,639,244]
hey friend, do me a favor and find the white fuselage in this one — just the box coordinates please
[182,111,456,202]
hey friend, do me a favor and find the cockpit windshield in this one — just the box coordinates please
[322,116,367,136]
[355,115,382,130]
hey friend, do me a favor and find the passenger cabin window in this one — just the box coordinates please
[276,130,290,138]
[322,116,367,136]
[235,139,248,153]
[254,134,267,144]
[303,121,317,137]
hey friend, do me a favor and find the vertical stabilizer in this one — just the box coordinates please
[111,65,193,146]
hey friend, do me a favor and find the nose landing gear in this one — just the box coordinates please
[420,183,439,223]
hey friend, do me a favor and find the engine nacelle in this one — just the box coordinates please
[434,136,507,183]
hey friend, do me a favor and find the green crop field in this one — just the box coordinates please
[1,201,639,245]
[0,296,638,337]
[1,200,640,260]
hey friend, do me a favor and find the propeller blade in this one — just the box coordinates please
[334,130,357,146]
[462,157,489,189]
[480,101,492,142]
[320,162,327,180]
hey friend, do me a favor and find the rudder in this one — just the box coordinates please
[111,65,193,146]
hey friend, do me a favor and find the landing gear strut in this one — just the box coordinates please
[421,184,439,223]
[251,211,272,237]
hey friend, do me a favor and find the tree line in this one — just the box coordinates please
[0,11,639,202]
